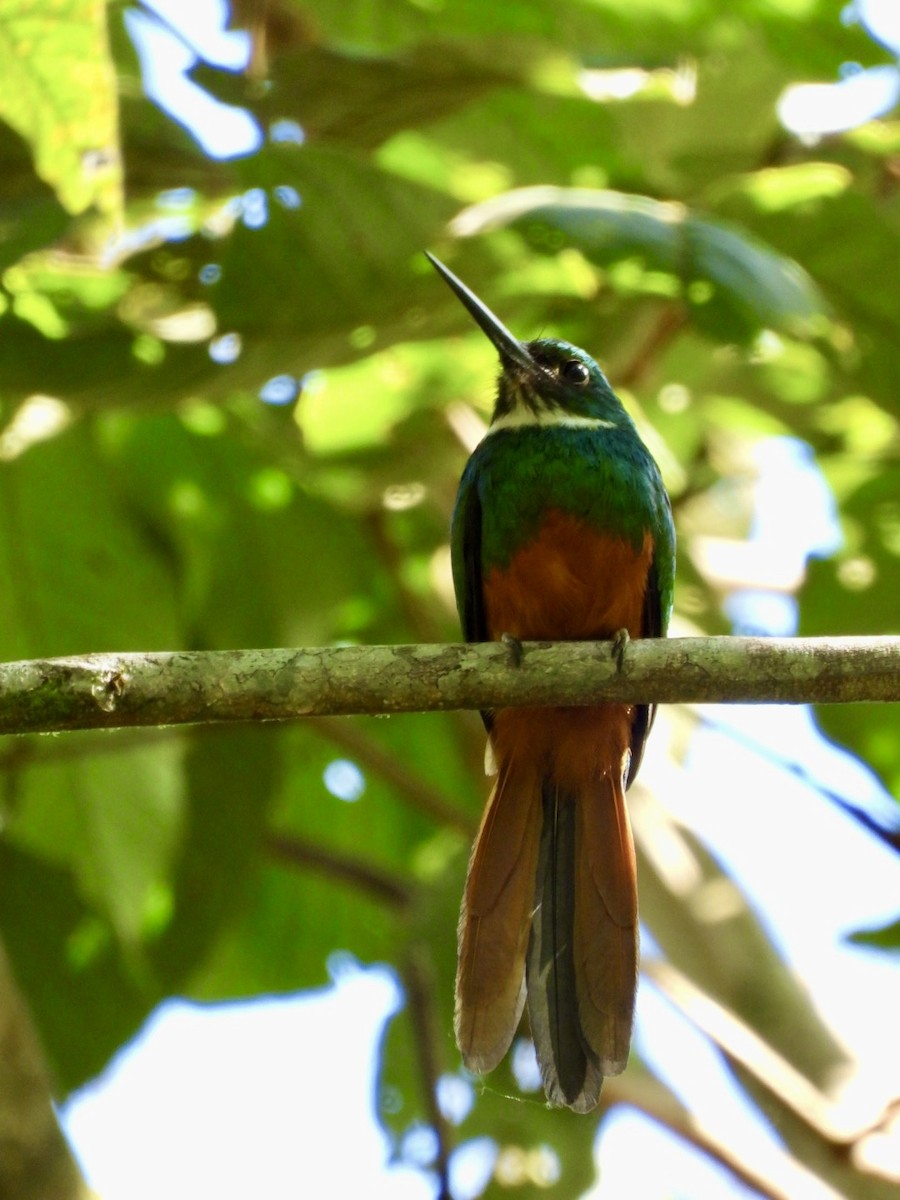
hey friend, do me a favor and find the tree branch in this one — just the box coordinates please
[645,958,900,1199]
[400,947,453,1200]
[1,636,900,736]
[0,940,89,1200]
[604,1072,845,1200]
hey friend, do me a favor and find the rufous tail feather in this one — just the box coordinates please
[526,766,638,1112]
[454,755,543,1073]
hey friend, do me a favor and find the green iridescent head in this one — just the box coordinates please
[426,252,630,428]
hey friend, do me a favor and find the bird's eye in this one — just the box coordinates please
[560,359,589,385]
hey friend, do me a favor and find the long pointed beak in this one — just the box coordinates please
[425,251,534,371]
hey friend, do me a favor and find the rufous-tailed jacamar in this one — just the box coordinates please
[428,252,675,1112]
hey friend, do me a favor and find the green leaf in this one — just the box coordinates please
[0,121,68,271]
[849,917,900,952]
[193,41,516,152]
[0,842,154,1091]
[193,712,472,998]
[0,422,180,658]
[800,467,900,802]
[217,144,458,337]
[709,180,900,403]
[0,144,459,412]
[452,186,828,340]
[101,409,391,646]
[150,726,283,991]
[273,0,875,65]
[0,0,121,216]
[6,736,184,947]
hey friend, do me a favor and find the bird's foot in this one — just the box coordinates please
[501,632,524,668]
[611,628,630,673]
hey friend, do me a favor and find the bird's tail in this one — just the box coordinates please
[526,766,638,1111]
[454,754,543,1075]
[455,711,638,1111]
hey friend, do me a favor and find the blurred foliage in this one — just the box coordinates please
[0,1,899,1198]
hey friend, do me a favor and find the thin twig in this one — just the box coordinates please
[401,947,454,1200]
[645,958,858,1146]
[611,304,690,391]
[644,959,900,1195]
[689,708,900,851]
[604,1072,845,1200]
[0,941,90,1200]
[315,716,475,835]
[264,831,411,909]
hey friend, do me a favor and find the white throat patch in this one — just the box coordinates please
[486,407,617,435]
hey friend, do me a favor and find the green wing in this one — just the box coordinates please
[450,465,488,643]
[627,491,675,788]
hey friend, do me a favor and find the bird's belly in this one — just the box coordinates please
[483,508,652,641]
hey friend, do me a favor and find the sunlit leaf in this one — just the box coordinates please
[0,0,121,216]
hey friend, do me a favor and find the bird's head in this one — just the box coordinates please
[426,252,630,430]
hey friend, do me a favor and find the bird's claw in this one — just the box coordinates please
[611,629,630,673]
[501,632,524,668]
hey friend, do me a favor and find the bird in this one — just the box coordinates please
[427,251,675,1112]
